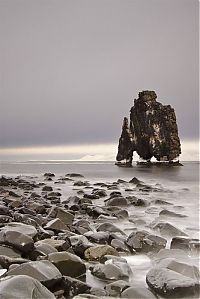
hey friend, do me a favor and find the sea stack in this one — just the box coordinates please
[116,91,181,165]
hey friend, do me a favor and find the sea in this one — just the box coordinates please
[0,160,199,238]
[0,160,199,293]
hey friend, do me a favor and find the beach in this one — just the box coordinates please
[0,161,199,298]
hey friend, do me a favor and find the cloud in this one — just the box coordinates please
[0,140,198,161]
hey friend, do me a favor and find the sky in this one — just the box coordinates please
[0,0,199,161]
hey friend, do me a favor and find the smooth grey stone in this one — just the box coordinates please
[0,222,37,238]
[121,286,157,298]
[105,280,130,296]
[48,251,86,277]
[97,222,125,236]
[0,230,34,253]
[44,218,68,231]
[7,260,62,288]
[153,222,188,237]
[105,196,130,206]
[90,263,129,281]
[35,238,70,251]
[146,267,200,297]
[0,275,56,298]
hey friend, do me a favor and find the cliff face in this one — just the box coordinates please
[116,91,181,163]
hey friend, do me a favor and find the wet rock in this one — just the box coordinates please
[111,239,130,253]
[156,258,200,280]
[0,205,11,216]
[48,191,62,197]
[152,199,172,205]
[84,245,119,261]
[126,230,166,253]
[44,173,55,177]
[86,206,110,218]
[48,251,86,277]
[153,222,188,237]
[74,181,89,187]
[83,194,99,200]
[110,191,122,197]
[31,243,58,259]
[92,189,107,197]
[62,275,91,298]
[90,263,129,281]
[35,238,70,251]
[0,176,17,187]
[84,231,110,245]
[129,177,142,184]
[6,260,62,288]
[66,173,84,178]
[113,209,129,218]
[128,196,147,206]
[159,209,187,218]
[0,231,34,253]
[73,295,99,299]
[146,267,199,298]
[44,218,69,232]
[97,222,125,236]
[48,207,74,225]
[121,286,157,298]
[13,212,39,228]
[0,256,29,268]
[70,235,92,258]
[100,255,128,264]
[105,280,130,296]
[154,249,190,263]
[170,236,200,253]
[42,185,53,192]
[105,196,130,206]
[0,222,38,238]
[0,275,56,298]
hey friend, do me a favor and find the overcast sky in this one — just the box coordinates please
[0,0,198,150]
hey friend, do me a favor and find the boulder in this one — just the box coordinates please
[48,251,86,277]
[6,260,62,288]
[48,207,74,225]
[90,263,129,281]
[0,231,34,253]
[0,245,21,259]
[84,245,119,261]
[62,276,91,298]
[126,230,166,253]
[105,280,130,296]
[153,222,187,237]
[42,185,53,192]
[121,286,157,298]
[0,275,56,299]
[35,238,70,251]
[84,231,110,245]
[44,218,68,232]
[146,267,199,297]
[97,223,125,236]
[0,222,37,238]
[105,196,130,206]
[170,236,200,252]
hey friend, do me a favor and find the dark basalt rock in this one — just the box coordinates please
[116,91,181,164]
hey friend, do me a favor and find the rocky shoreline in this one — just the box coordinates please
[0,173,199,299]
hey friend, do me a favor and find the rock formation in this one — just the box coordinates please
[116,91,181,165]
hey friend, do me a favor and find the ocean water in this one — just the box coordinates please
[0,160,199,295]
[0,160,199,237]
